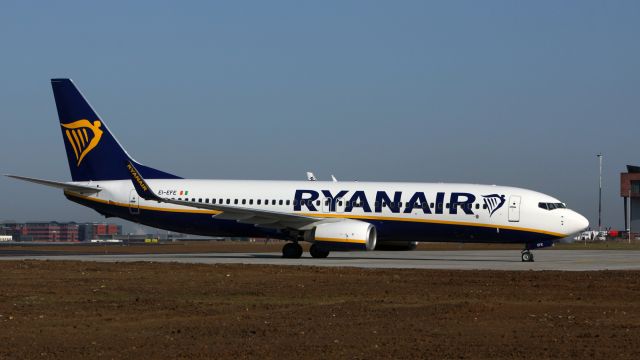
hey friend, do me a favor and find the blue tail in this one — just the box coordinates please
[51,79,181,181]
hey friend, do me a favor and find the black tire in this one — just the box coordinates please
[282,242,303,259]
[309,244,330,258]
[521,252,533,262]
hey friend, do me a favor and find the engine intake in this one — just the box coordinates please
[305,221,377,251]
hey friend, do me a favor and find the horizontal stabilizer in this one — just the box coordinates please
[5,174,102,194]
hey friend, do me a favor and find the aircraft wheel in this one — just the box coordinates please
[309,244,330,258]
[282,242,303,259]
[521,251,534,262]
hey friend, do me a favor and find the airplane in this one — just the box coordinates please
[6,78,589,262]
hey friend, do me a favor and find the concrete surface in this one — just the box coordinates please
[1,250,639,270]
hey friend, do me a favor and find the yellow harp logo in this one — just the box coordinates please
[61,119,104,167]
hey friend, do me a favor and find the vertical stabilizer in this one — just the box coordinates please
[51,78,181,181]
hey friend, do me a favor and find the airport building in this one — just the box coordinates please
[0,222,122,242]
[620,165,640,231]
[78,223,123,242]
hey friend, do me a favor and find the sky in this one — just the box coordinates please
[1,1,638,232]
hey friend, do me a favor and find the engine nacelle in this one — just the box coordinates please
[305,221,377,251]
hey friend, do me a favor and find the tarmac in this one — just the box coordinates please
[1,250,639,271]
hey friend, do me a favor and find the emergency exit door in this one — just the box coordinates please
[129,189,140,215]
[508,195,521,222]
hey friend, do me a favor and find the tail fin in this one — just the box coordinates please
[51,79,181,181]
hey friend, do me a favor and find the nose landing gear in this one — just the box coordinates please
[521,240,554,262]
[521,250,534,262]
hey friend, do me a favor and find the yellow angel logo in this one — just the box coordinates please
[61,119,104,167]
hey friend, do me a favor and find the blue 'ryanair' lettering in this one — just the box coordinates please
[403,192,431,214]
[345,191,371,212]
[293,190,484,216]
[449,192,476,215]
[375,191,402,213]
[294,190,319,211]
[321,190,349,212]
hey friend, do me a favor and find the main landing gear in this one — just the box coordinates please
[281,242,331,259]
[282,242,303,259]
[521,249,534,262]
[309,244,330,258]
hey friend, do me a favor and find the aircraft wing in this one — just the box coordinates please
[126,161,323,230]
[5,174,102,194]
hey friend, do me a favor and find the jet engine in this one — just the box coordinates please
[305,220,377,251]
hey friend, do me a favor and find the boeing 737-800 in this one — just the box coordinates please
[6,79,589,262]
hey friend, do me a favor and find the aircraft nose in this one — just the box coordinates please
[568,211,589,234]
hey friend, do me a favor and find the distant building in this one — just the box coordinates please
[621,165,640,231]
[8,222,79,242]
[79,223,123,241]
[0,222,122,242]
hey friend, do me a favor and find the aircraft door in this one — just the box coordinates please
[129,189,140,215]
[508,195,521,222]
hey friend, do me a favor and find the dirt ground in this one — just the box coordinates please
[0,261,638,359]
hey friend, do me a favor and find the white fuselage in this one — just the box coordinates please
[67,179,589,243]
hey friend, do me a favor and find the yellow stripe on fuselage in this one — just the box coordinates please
[315,237,367,244]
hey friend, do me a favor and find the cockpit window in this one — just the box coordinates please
[539,202,566,210]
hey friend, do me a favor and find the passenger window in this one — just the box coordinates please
[475,203,479,209]
[242,199,246,205]
[272,200,276,205]
[198,198,202,203]
[482,204,487,209]
[234,199,238,205]
[286,200,291,205]
[249,199,253,205]
[316,200,321,206]
[192,198,196,202]
[279,200,283,205]
[257,199,261,205]
[205,199,209,203]
[212,199,216,204]
[445,203,450,209]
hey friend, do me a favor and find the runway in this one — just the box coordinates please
[1,250,638,270]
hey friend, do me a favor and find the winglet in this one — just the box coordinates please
[126,161,162,202]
